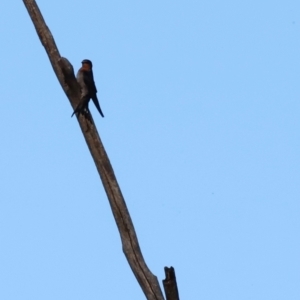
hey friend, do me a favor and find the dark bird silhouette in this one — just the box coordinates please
[71,59,104,117]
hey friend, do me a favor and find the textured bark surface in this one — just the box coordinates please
[22,1,165,299]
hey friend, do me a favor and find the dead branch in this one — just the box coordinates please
[162,267,180,300]
[22,1,165,299]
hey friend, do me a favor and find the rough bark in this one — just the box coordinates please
[22,1,165,299]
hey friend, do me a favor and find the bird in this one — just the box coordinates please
[71,59,104,118]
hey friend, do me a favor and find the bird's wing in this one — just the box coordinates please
[82,70,97,94]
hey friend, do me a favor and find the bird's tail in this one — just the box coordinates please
[71,106,80,117]
[98,107,104,118]
[71,97,89,117]
[92,96,105,118]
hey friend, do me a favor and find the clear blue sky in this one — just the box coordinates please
[0,1,299,299]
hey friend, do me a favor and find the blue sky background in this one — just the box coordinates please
[0,1,299,299]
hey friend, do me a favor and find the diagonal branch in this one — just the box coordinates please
[22,1,165,299]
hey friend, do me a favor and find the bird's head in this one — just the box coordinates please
[81,59,93,69]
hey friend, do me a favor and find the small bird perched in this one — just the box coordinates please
[71,59,104,118]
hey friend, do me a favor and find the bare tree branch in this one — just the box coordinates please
[163,267,180,300]
[22,1,165,299]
